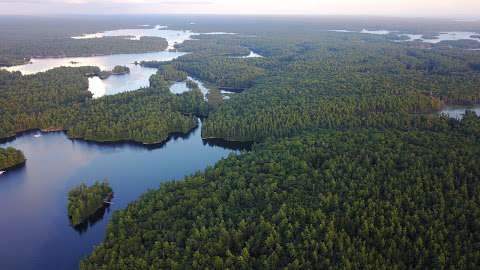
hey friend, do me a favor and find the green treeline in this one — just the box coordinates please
[0,36,168,67]
[68,181,113,226]
[80,114,480,269]
[0,147,26,170]
[0,67,208,144]
[174,54,265,89]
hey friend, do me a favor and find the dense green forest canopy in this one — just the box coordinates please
[68,181,113,226]
[168,29,480,141]
[0,147,25,170]
[81,114,480,270]
[1,16,480,269]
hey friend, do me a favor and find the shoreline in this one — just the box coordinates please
[0,159,26,172]
[0,48,172,69]
[0,124,198,149]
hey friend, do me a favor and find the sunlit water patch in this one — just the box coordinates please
[72,25,235,50]
[231,50,263,58]
[3,51,186,98]
[440,106,480,120]
[402,32,480,43]
[169,76,210,99]
[329,29,480,44]
[2,26,236,98]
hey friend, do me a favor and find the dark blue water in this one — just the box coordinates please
[0,121,247,270]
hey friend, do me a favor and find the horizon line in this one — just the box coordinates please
[0,13,478,20]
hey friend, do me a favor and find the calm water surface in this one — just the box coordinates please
[0,121,247,270]
[2,26,235,98]
[440,105,480,119]
[329,29,480,44]
[169,76,210,99]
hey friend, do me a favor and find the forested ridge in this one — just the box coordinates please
[81,114,480,269]
[0,147,25,170]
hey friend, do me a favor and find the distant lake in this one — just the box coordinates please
[440,106,480,119]
[0,120,249,270]
[4,51,186,98]
[329,29,480,44]
[2,26,236,98]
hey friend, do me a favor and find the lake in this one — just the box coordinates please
[2,26,236,98]
[0,121,249,270]
[440,105,480,119]
[329,29,480,44]
[170,76,210,99]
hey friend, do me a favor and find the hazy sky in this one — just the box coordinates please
[0,0,479,18]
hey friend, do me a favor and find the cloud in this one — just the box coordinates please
[0,0,479,17]
[0,0,211,4]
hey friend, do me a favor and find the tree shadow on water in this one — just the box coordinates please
[70,203,112,235]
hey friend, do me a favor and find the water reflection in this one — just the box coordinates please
[71,203,112,235]
[0,120,249,270]
[203,138,253,151]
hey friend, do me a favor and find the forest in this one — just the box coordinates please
[0,16,480,269]
[81,114,480,269]
[0,36,168,67]
[0,66,208,144]
[168,31,480,141]
[68,181,113,226]
[0,147,25,170]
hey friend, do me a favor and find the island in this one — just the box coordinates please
[112,65,130,75]
[421,33,440,40]
[95,65,130,79]
[0,147,26,171]
[67,181,113,226]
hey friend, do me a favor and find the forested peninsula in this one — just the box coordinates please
[0,66,207,145]
[0,36,168,67]
[0,147,25,171]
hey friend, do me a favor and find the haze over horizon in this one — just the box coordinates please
[0,0,479,19]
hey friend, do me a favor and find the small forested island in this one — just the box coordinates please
[96,65,130,79]
[67,181,113,226]
[0,147,25,171]
[111,65,130,75]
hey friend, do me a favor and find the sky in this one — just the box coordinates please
[0,0,479,18]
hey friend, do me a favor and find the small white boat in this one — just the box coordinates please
[0,171,5,175]
[34,134,42,138]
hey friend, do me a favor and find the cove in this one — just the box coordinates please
[0,120,249,270]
